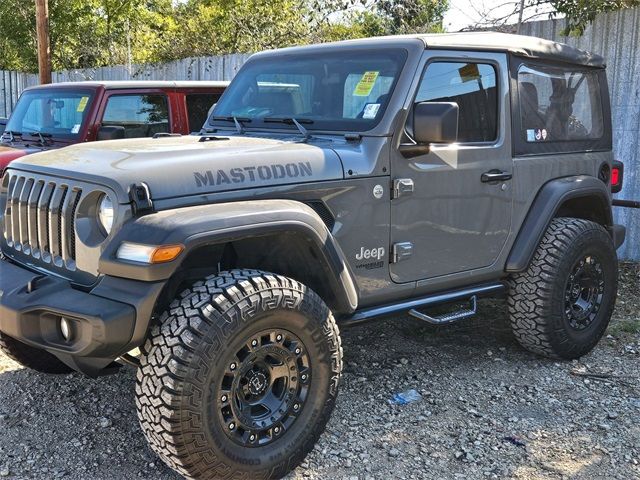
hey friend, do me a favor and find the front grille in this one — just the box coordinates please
[3,174,82,269]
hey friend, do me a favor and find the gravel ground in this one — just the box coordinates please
[0,263,638,480]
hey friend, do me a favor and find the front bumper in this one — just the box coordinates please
[0,257,164,376]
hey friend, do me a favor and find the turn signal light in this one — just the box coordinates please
[117,242,184,264]
[151,245,184,264]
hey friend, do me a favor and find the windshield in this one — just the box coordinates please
[4,89,95,140]
[209,48,408,132]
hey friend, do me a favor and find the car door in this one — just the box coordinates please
[390,51,513,283]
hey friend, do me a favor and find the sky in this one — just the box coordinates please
[443,0,556,31]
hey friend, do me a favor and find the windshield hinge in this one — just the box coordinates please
[128,182,154,216]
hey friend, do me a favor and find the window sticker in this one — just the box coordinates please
[71,124,81,134]
[362,103,380,119]
[76,96,89,113]
[527,129,536,142]
[353,71,380,96]
[458,64,481,82]
[527,128,549,142]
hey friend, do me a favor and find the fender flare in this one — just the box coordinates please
[505,175,613,273]
[99,199,358,314]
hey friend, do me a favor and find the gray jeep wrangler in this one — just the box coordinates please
[0,32,627,479]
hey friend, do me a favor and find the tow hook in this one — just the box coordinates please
[26,275,46,293]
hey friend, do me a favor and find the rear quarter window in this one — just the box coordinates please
[186,93,221,132]
[517,65,604,143]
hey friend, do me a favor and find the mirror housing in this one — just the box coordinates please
[413,101,459,144]
[97,125,126,141]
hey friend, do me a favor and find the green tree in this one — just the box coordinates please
[550,0,640,34]
[0,0,174,71]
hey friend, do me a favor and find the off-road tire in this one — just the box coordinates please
[135,269,342,480]
[0,331,73,374]
[508,217,618,359]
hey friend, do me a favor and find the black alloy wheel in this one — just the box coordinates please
[217,329,311,447]
[564,255,605,331]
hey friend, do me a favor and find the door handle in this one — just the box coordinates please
[481,170,512,183]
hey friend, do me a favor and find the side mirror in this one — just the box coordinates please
[97,125,125,141]
[413,101,459,144]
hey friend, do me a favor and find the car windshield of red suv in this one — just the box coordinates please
[3,88,95,143]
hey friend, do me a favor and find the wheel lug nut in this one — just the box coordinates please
[249,434,256,441]
[221,395,227,402]
[251,339,258,347]
[294,403,300,411]
[301,374,307,381]
[276,334,283,341]
[229,422,235,430]
[230,362,237,371]
[295,348,301,355]
[274,426,281,434]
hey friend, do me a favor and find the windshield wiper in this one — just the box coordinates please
[263,117,314,142]
[2,130,23,143]
[211,116,251,135]
[26,131,53,146]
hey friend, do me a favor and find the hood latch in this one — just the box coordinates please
[129,182,154,216]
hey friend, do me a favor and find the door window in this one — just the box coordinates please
[415,62,498,143]
[102,94,169,138]
[186,93,221,132]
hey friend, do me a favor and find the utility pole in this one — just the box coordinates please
[35,0,52,84]
[516,0,526,33]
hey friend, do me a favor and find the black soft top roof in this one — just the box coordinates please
[416,32,604,68]
[260,32,605,69]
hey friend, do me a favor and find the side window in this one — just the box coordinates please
[102,94,169,138]
[517,65,603,143]
[186,93,221,132]
[416,62,498,143]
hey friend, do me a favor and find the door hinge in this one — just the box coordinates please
[392,242,413,263]
[393,178,414,199]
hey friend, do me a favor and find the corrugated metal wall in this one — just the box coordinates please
[0,9,638,259]
[519,9,640,260]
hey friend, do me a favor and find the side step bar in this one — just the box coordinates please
[408,295,477,325]
[340,282,505,327]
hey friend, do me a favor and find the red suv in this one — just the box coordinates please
[0,80,228,174]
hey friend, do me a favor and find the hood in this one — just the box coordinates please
[8,135,345,201]
[0,146,28,172]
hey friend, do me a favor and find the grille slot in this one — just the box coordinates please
[3,174,81,267]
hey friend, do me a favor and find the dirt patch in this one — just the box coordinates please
[0,263,638,479]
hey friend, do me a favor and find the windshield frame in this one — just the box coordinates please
[4,87,97,143]
[207,47,409,134]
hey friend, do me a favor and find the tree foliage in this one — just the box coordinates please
[550,0,640,34]
[0,0,450,72]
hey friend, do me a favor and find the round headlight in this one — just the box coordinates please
[98,195,114,235]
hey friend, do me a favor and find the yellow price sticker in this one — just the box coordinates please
[458,64,481,82]
[77,96,89,113]
[353,71,379,97]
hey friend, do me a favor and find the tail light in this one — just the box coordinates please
[611,160,624,193]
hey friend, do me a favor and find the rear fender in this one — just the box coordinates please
[506,175,614,272]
